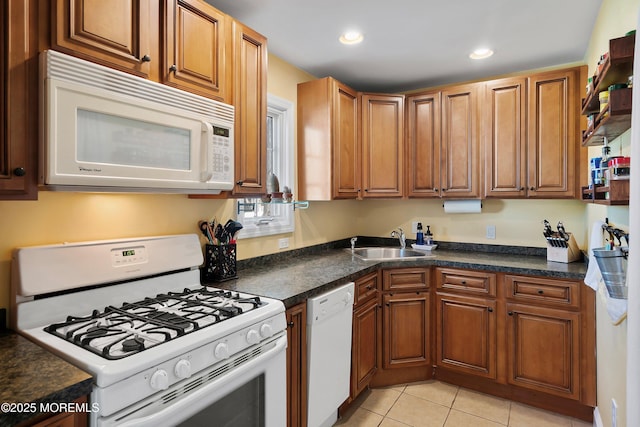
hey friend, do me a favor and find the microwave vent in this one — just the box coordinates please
[42,50,234,123]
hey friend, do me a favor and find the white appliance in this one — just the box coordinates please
[306,282,354,427]
[11,234,287,426]
[40,50,235,194]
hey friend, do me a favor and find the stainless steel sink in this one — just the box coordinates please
[349,247,429,261]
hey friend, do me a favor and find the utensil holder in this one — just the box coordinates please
[546,233,581,263]
[203,244,237,282]
[593,247,628,299]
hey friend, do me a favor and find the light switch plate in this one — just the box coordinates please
[278,238,289,249]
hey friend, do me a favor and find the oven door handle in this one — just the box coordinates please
[112,334,287,427]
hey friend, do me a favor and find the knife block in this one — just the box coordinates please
[547,233,581,263]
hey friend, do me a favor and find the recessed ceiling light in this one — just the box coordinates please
[339,31,364,45]
[469,48,494,60]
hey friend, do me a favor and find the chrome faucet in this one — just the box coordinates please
[390,228,406,249]
[350,236,358,252]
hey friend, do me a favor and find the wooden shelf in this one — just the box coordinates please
[582,87,633,146]
[581,33,635,114]
[581,180,630,205]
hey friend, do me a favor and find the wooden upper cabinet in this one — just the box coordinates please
[297,77,360,200]
[527,68,579,198]
[441,83,481,198]
[164,0,231,103]
[361,93,404,198]
[1,0,37,199]
[483,77,527,198]
[52,0,153,78]
[231,21,267,195]
[406,91,441,198]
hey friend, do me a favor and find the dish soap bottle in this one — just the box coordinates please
[425,225,434,246]
[416,222,424,245]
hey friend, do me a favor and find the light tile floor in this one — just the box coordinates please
[334,380,593,427]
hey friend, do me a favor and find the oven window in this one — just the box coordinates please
[177,374,265,427]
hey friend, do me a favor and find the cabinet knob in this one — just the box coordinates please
[433,187,438,192]
[236,180,244,186]
[508,311,514,316]
[442,188,447,192]
[488,307,494,313]
[461,280,466,285]
[140,54,151,62]
[366,285,372,290]
[13,167,26,177]
[287,321,294,328]
[517,187,524,191]
[169,64,177,73]
[364,188,369,192]
[529,186,536,191]
[537,289,544,295]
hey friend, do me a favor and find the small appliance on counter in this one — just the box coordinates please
[542,220,581,263]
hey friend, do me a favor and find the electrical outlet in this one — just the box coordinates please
[278,238,289,249]
[612,398,618,427]
[412,221,419,233]
[486,225,496,239]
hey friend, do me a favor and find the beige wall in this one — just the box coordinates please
[584,0,638,426]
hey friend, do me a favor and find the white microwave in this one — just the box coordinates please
[39,50,235,193]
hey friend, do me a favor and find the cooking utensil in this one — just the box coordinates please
[223,220,243,241]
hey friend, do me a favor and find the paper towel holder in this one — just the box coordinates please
[442,200,483,214]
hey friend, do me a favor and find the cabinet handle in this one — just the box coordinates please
[287,321,294,328]
[366,285,372,290]
[508,311,514,316]
[537,289,544,295]
[433,187,438,192]
[488,307,493,312]
[169,64,177,73]
[236,180,244,186]
[442,188,447,192]
[13,167,26,177]
[140,54,151,62]
[529,186,536,191]
[386,303,390,307]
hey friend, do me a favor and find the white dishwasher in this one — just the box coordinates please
[307,282,355,427]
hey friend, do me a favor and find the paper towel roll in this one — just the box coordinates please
[443,199,482,214]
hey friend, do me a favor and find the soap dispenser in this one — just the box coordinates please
[416,222,424,245]
[425,225,434,245]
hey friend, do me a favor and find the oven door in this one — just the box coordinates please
[101,334,286,427]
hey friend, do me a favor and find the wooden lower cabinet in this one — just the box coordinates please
[435,292,497,379]
[30,396,88,427]
[352,296,380,396]
[506,302,580,399]
[286,302,307,427]
[382,291,430,369]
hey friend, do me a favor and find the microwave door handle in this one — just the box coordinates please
[200,122,214,182]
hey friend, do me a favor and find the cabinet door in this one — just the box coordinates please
[406,92,441,198]
[441,83,480,198]
[483,77,527,198]
[382,292,429,368]
[506,302,580,400]
[164,0,230,102]
[352,297,380,396]
[0,0,37,199]
[361,93,404,198]
[435,293,497,379]
[527,69,578,198]
[333,81,361,199]
[52,0,152,78]
[232,21,267,196]
[286,303,307,427]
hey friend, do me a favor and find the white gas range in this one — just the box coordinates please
[10,234,287,426]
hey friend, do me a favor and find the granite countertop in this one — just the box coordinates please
[0,332,93,427]
[212,240,589,308]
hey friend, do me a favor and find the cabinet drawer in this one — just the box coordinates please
[355,271,379,306]
[436,268,496,297]
[505,275,580,309]
[382,268,429,291]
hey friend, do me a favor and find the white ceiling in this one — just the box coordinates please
[206,0,604,93]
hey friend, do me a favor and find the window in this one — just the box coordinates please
[236,94,294,238]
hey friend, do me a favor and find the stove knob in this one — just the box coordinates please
[174,359,192,379]
[150,369,169,391]
[214,342,230,359]
[246,329,260,345]
[259,323,273,338]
